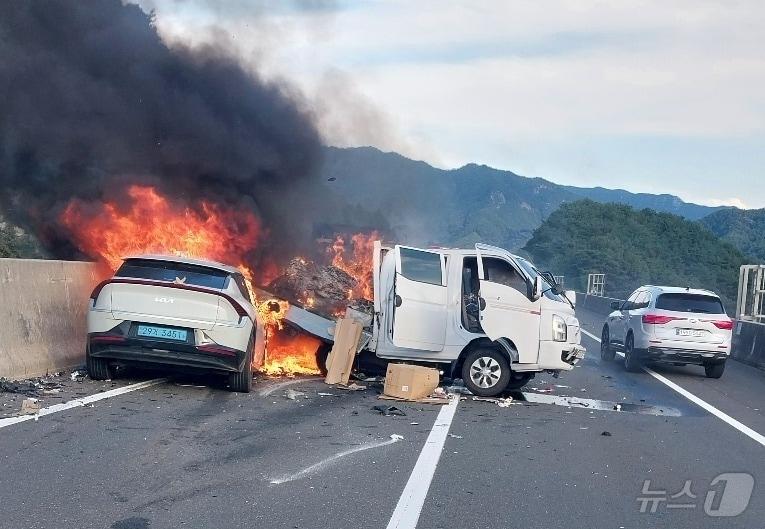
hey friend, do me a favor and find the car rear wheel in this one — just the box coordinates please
[624,333,642,373]
[600,326,615,361]
[704,360,725,379]
[229,335,253,393]
[462,348,511,397]
[86,346,112,380]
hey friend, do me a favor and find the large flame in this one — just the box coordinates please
[329,231,380,300]
[61,185,262,273]
[60,184,320,376]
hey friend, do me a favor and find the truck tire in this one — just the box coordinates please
[704,360,725,379]
[600,326,615,361]
[505,372,533,391]
[462,348,511,397]
[86,347,111,380]
[229,336,253,393]
[624,333,642,373]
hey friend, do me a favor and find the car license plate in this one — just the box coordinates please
[137,325,188,341]
[676,329,704,337]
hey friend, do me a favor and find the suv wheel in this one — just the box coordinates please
[86,346,112,380]
[624,333,642,373]
[462,348,511,397]
[229,335,254,393]
[704,361,725,379]
[600,326,615,361]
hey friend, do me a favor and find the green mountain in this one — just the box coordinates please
[700,208,765,262]
[320,147,724,250]
[523,200,747,309]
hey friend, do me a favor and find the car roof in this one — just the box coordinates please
[641,285,719,297]
[122,254,242,275]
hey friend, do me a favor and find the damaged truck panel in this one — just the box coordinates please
[475,243,541,364]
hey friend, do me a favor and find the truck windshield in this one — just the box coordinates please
[515,257,566,303]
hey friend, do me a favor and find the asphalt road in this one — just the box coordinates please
[1,306,764,529]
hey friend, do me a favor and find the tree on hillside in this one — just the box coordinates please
[0,221,45,259]
[523,200,747,309]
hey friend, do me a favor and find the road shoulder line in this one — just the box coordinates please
[0,378,166,430]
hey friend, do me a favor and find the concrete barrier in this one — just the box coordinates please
[732,320,765,370]
[576,292,622,318]
[0,259,100,379]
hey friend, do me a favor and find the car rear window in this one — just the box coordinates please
[116,259,229,289]
[655,293,725,314]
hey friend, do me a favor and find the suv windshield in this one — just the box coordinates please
[655,293,725,314]
[116,259,229,290]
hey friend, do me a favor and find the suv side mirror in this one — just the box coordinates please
[610,301,622,311]
[532,276,543,301]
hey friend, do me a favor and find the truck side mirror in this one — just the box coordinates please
[532,276,543,301]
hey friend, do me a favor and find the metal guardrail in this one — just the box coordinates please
[736,265,765,326]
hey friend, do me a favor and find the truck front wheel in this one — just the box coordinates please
[462,348,511,397]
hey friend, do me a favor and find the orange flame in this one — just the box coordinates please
[60,184,320,377]
[329,231,379,300]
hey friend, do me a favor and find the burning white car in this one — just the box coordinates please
[86,255,266,392]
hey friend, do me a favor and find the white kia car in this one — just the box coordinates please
[86,255,266,392]
[600,286,733,378]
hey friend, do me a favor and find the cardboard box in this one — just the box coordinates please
[384,364,440,400]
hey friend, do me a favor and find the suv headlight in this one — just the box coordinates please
[552,315,567,342]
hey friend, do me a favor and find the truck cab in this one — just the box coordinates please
[370,242,585,396]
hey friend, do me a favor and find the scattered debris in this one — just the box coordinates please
[448,434,463,439]
[471,396,514,407]
[70,371,86,382]
[317,392,335,397]
[1,378,39,396]
[390,434,404,441]
[20,398,40,415]
[373,405,407,417]
[337,383,366,391]
[601,431,613,437]
[410,422,419,425]
[284,389,306,400]
[613,404,622,411]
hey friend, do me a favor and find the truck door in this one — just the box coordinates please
[391,245,448,351]
[475,244,540,363]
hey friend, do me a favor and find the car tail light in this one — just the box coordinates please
[642,314,685,325]
[711,320,734,330]
[90,279,112,301]
[197,344,237,357]
[90,335,126,344]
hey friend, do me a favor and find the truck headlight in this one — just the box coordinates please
[552,315,567,342]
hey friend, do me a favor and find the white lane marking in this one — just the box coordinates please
[0,378,166,430]
[581,328,765,448]
[257,377,321,397]
[386,395,460,529]
[269,434,404,484]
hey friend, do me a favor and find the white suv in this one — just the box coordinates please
[600,286,733,378]
[86,255,266,392]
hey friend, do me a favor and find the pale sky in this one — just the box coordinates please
[139,0,765,209]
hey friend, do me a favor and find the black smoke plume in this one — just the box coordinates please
[0,0,326,272]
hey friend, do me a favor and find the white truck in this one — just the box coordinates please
[367,242,585,395]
